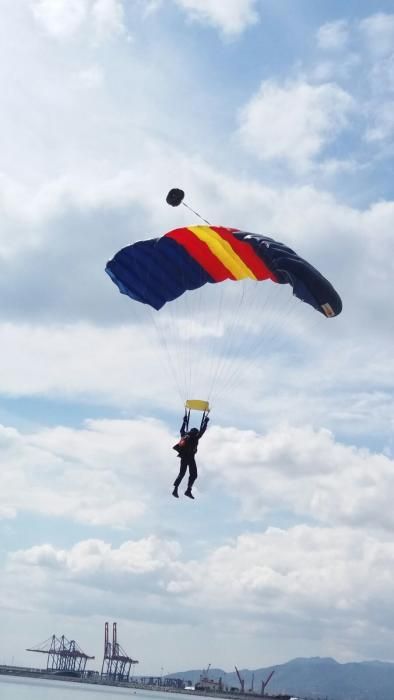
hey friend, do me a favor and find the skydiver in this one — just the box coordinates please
[172,411,209,499]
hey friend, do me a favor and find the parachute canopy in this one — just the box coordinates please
[106,226,342,318]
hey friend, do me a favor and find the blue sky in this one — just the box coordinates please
[0,0,394,679]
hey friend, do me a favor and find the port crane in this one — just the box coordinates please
[261,669,275,696]
[200,663,211,681]
[101,622,138,682]
[234,665,245,693]
[26,634,94,674]
[249,672,254,692]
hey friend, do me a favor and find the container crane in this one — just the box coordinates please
[26,634,94,674]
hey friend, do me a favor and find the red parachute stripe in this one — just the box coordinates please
[211,227,279,282]
[165,227,236,282]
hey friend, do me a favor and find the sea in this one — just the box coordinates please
[0,677,194,700]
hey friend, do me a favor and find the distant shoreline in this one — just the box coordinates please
[0,667,290,700]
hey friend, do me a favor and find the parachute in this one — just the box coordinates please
[105,200,342,410]
[105,225,342,318]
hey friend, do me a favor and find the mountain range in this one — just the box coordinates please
[168,656,394,700]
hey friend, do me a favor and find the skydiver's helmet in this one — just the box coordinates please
[189,428,199,436]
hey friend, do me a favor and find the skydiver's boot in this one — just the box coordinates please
[172,486,179,498]
[184,489,194,499]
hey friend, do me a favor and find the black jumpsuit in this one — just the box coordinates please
[173,418,208,492]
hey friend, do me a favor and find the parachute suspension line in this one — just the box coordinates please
[204,279,227,401]
[220,281,256,385]
[207,283,254,401]
[211,288,289,402]
[146,250,188,400]
[206,280,248,402]
[213,292,322,404]
[166,254,202,402]
[166,293,187,399]
[178,253,195,401]
[206,281,272,402]
[136,245,185,403]
[188,265,207,398]
[181,275,194,400]
[181,201,211,226]
[208,277,275,402]
[206,285,235,402]
[176,235,214,403]
[188,262,209,400]
[148,307,184,404]
[169,234,195,400]
[213,282,298,400]
[198,278,222,393]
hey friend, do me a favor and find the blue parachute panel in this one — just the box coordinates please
[106,235,213,310]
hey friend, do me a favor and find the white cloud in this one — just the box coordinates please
[317,20,349,51]
[310,53,361,83]
[305,14,394,157]
[31,0,126,41]
[0,417,175,528]
[91,0,125,40]
[365,101,394,142]
[77,65,105,88]
[2,414,393,533]
[0,320,256,412]
[138,0,163,17]
[10,536,181,577]
[204,424,394,530]
[6,525,394,663]
[32,0,259,41]
[173,0,259,36]
[0,303,391,446]
[370,53,394,94]
[168,525,394,615]
[31,0,90,38]
[238,80,354,171]
[0,324,163,405]
[311,14,394,149]
[359,13,394,57]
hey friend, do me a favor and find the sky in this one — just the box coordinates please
[0,0,394,678]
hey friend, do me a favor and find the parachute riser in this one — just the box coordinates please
[184,399,210,432]
[185,409,191,432]
[200,410,208,431]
